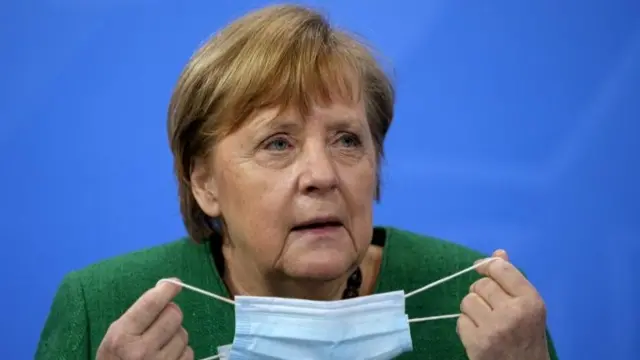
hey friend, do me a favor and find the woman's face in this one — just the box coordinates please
[197,99,377,281]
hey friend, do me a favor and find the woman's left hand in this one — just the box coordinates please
[457,250,550,360]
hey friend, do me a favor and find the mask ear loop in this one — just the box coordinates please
[158,278,235,305]
[405,257,499,323]
[160,257,497,305]
[200,355,222,360]
[158,258,500,358]
[156,279,233,360]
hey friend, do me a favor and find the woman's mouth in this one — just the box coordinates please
[291,217,344,235]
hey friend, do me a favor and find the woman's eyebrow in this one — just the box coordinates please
[261,119,302,133]
[251,114,365,134]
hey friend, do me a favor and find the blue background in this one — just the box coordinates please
[1,0,639,359]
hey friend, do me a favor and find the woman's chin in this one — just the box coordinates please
[282,249,355,281]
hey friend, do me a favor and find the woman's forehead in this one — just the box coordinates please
[244,102,367,131]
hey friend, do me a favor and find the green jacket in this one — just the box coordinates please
[36,226,559,359]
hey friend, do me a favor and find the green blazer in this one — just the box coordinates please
[36,226,559,359]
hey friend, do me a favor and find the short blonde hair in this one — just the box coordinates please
[168,4,395,243]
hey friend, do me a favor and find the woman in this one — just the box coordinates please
[36,4,558,360]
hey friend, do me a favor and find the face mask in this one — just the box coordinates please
[160,257,497,360]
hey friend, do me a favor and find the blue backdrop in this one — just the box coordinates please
[1,1,639,359]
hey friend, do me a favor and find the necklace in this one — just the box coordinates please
[341,267,362,299]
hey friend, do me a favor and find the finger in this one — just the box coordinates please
[473,249,507,270]
[120,279,183,334]
[460,293,492,327]
[471,277,511,309]
[493,249,509,262]
[476,258,533,297]
[473,257,498,273]
[456,313,476,339]
[143,302,183,349]
[179,346,195,360]
[159,327,189,359]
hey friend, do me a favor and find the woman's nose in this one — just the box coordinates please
[298,146,339,196]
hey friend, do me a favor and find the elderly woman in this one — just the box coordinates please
[36,5,558,360]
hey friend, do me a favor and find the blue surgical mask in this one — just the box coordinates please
[159,257,497,360]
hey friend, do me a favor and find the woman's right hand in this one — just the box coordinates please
[96,279,193,360]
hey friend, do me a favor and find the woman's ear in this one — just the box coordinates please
[190,158,221,218]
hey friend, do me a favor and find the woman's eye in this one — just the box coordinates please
[265,137,292,151]
[337,133,361,148]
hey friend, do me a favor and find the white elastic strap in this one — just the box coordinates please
[158,257,498,305]
[405,257,498,299]
[405,257,499,324]
[157,278,235,305]
[408,314,461,323]
[199,355,221,360]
